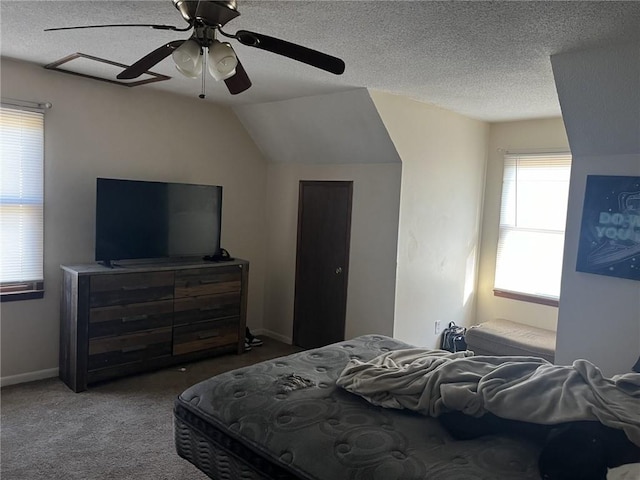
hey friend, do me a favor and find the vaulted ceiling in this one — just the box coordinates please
[3,1,640,122]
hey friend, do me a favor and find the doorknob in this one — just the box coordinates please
[335,267,343,274]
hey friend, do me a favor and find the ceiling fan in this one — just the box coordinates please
[45,0,346,97]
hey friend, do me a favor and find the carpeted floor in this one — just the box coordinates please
[1,337,301,480]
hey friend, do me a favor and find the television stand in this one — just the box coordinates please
[59,258,249,392]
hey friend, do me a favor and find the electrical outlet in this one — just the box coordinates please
[434,320,442,335]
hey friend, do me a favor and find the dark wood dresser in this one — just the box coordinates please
[59,259,248,392]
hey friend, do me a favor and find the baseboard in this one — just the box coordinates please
[252,328,292,345]
[1,367,58,388]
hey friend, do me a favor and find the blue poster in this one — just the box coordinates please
[576,175,640,281]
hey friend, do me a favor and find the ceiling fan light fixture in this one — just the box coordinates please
[172,39,202,78]
[207,40,238,81]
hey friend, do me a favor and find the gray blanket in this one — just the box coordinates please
[336,348,640,446]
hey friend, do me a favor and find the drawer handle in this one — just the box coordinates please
[199,306,217,312]
[121,345,147,353]
[198,332,220,340]
[198,279,218,285]
[122,314,148,323]
[121,285,150,291]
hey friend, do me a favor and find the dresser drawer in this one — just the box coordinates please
[90,271,174,307]
[88,327,172,371]
[173,292,241,327]
[89,300,174,338]
[175,267,241,298]
[173,318,239,356]
[60,260,248,392]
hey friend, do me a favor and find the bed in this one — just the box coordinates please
[174,334,546,479]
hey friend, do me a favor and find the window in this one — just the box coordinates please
[0,102,45,301]
[494,153,572,306]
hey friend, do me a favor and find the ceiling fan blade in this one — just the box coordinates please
[224,60,252,95]
[234,30,345,75]
[45,23,191,32]
[117,40,186,80]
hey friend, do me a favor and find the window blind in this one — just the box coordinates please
[494,153,571,300]
[0,105,44,286]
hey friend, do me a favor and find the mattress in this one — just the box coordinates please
[174,334,542,479]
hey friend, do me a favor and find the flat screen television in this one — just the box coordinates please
[95,178,223,265]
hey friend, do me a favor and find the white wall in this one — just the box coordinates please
[370,91,488,348]
[556,154,639,375]
[0,58,268,383]
[263,162,402,343]
[552,41,640,376]
[476,118,570,332]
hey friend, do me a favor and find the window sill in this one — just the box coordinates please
[1,290,44,302]
[493,289,559,307]
[1,282,45,302]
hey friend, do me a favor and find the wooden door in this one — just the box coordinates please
[293,181,353,349]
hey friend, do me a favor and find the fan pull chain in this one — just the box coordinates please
[199,48,206,99]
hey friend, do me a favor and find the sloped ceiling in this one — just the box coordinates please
[552,42,640,156]
[233,88,401,164]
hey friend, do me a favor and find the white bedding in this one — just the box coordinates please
[336,348,640,446]
[607,463,640,479]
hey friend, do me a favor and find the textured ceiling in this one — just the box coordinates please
[2,1,640,122]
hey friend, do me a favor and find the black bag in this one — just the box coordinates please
[440,321,467,352]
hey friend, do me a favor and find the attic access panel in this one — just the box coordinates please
[44,53,170,87]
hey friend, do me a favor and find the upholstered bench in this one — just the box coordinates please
[465,318,556,362]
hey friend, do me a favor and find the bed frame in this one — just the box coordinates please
[174,335,542,479]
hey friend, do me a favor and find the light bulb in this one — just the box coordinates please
[207,40,238,81]
[172,39,202,78]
